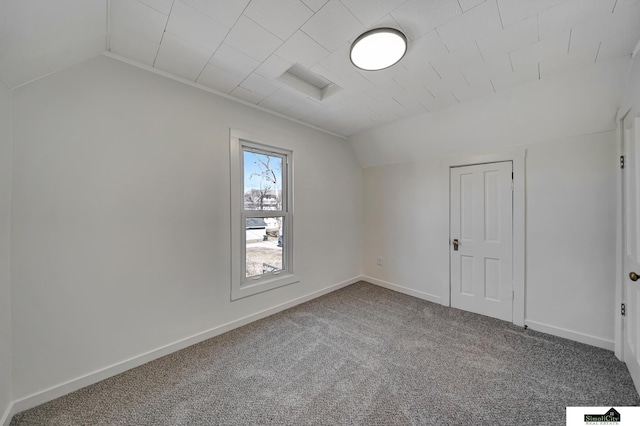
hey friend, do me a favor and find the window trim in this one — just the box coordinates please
[230,129,298,300]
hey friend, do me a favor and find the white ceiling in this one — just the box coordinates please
[1,0,639,137]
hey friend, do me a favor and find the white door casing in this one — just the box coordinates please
[622,113,640,390]
[450,161,513,322]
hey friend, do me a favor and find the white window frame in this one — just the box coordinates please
[230,130,298,300]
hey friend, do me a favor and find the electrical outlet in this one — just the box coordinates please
[377,257,383,266]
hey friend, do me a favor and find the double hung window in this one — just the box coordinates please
[230,131,297,300]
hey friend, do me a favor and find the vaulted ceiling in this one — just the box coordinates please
[1,0,639,137]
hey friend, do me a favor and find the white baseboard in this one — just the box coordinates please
[362,276,614,352]
[1,402,15,426]
[7,276,361,422]
[362,276,443,305]
[525,320,614,351]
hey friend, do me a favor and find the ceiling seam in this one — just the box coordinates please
[216,1,335,101]
[194,2,251,83]
[152,0,176,68]
[495,0,505,30]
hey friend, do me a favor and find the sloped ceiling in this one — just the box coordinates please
[1,0,639,137]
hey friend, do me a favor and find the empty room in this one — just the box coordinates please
[2,0,640,424]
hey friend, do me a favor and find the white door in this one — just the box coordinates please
[622,113,640,389]
[450,162,513,322]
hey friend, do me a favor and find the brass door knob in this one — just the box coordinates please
[630,272,639,282]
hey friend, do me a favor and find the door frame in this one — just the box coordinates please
[441,148,526,327]
[616,108,632,360]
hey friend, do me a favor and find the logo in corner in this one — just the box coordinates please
[584,407,621,423]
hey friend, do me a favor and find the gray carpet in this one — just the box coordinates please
[10,281,639,425]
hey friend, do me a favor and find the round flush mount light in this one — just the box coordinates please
[350,28,408,71]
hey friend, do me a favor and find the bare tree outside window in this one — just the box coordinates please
[243,150,285,278]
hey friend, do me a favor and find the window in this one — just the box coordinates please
[230,130,298,300]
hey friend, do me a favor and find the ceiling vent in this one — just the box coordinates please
[278,64,341,101]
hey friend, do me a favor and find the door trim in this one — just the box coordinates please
[616,108,632,360]
[440,148,526,327]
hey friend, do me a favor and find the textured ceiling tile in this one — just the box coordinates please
[539,54,595,79]
[230,86,267,104]
[436,0,503,52]
[430,42,483,76]
[462,54,512,84]
[313,45,376,91]
[538,0,616,41]
[452,78,494,103]
[276,30,330,68]
[304,109,336,128]
[225,15,283,63]
[239,73,282,98]
[509,30,570,70]
[111,0,168,44]
[166,1,229,51]
[154,32,212,81]
[567,35,600,63]
[258,88,306,113]
[243,0,314,41]
[254,54,292,79]
[392,0,462,39]
[392,66,441,91]
[437,69,470,92]
[182,0,250,27]
[458,0,487,12]
[339,0,406,27]
[420,89,459,110]
[597,35,640,62]
[301,0,329,12]
[615,0,640,10]
[490,63,539,91]
[476,15,538,59]
[109,25,159,66]
[571,1,640,48]
[400,31,449,72]
[357,62,410,86]
[301,0,364,52]
[196,63,244,93]
[282,98,327,121]
[370,13,403,29]
[138,0,174,15]
[209,43,261,76]
[496,0,565,28]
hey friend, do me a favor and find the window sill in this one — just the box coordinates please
[231,273,300,301]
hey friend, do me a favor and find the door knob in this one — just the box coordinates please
[631,272,639,282]
[452,239,459,251]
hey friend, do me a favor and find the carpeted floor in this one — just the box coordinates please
[10,281,640,425]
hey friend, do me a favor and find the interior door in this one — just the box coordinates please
[623,113,640,389]
[450,161,513,322]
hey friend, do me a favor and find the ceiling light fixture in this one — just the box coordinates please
[350,28,407,71]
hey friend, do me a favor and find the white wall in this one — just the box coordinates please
[0,82,13,423]
[362,159,447,302]
[361,131,618,349]
[10,55,362,401]
[619,51,640,119]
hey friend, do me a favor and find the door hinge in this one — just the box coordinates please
[621,155,625,169]
[622,303,626,316]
